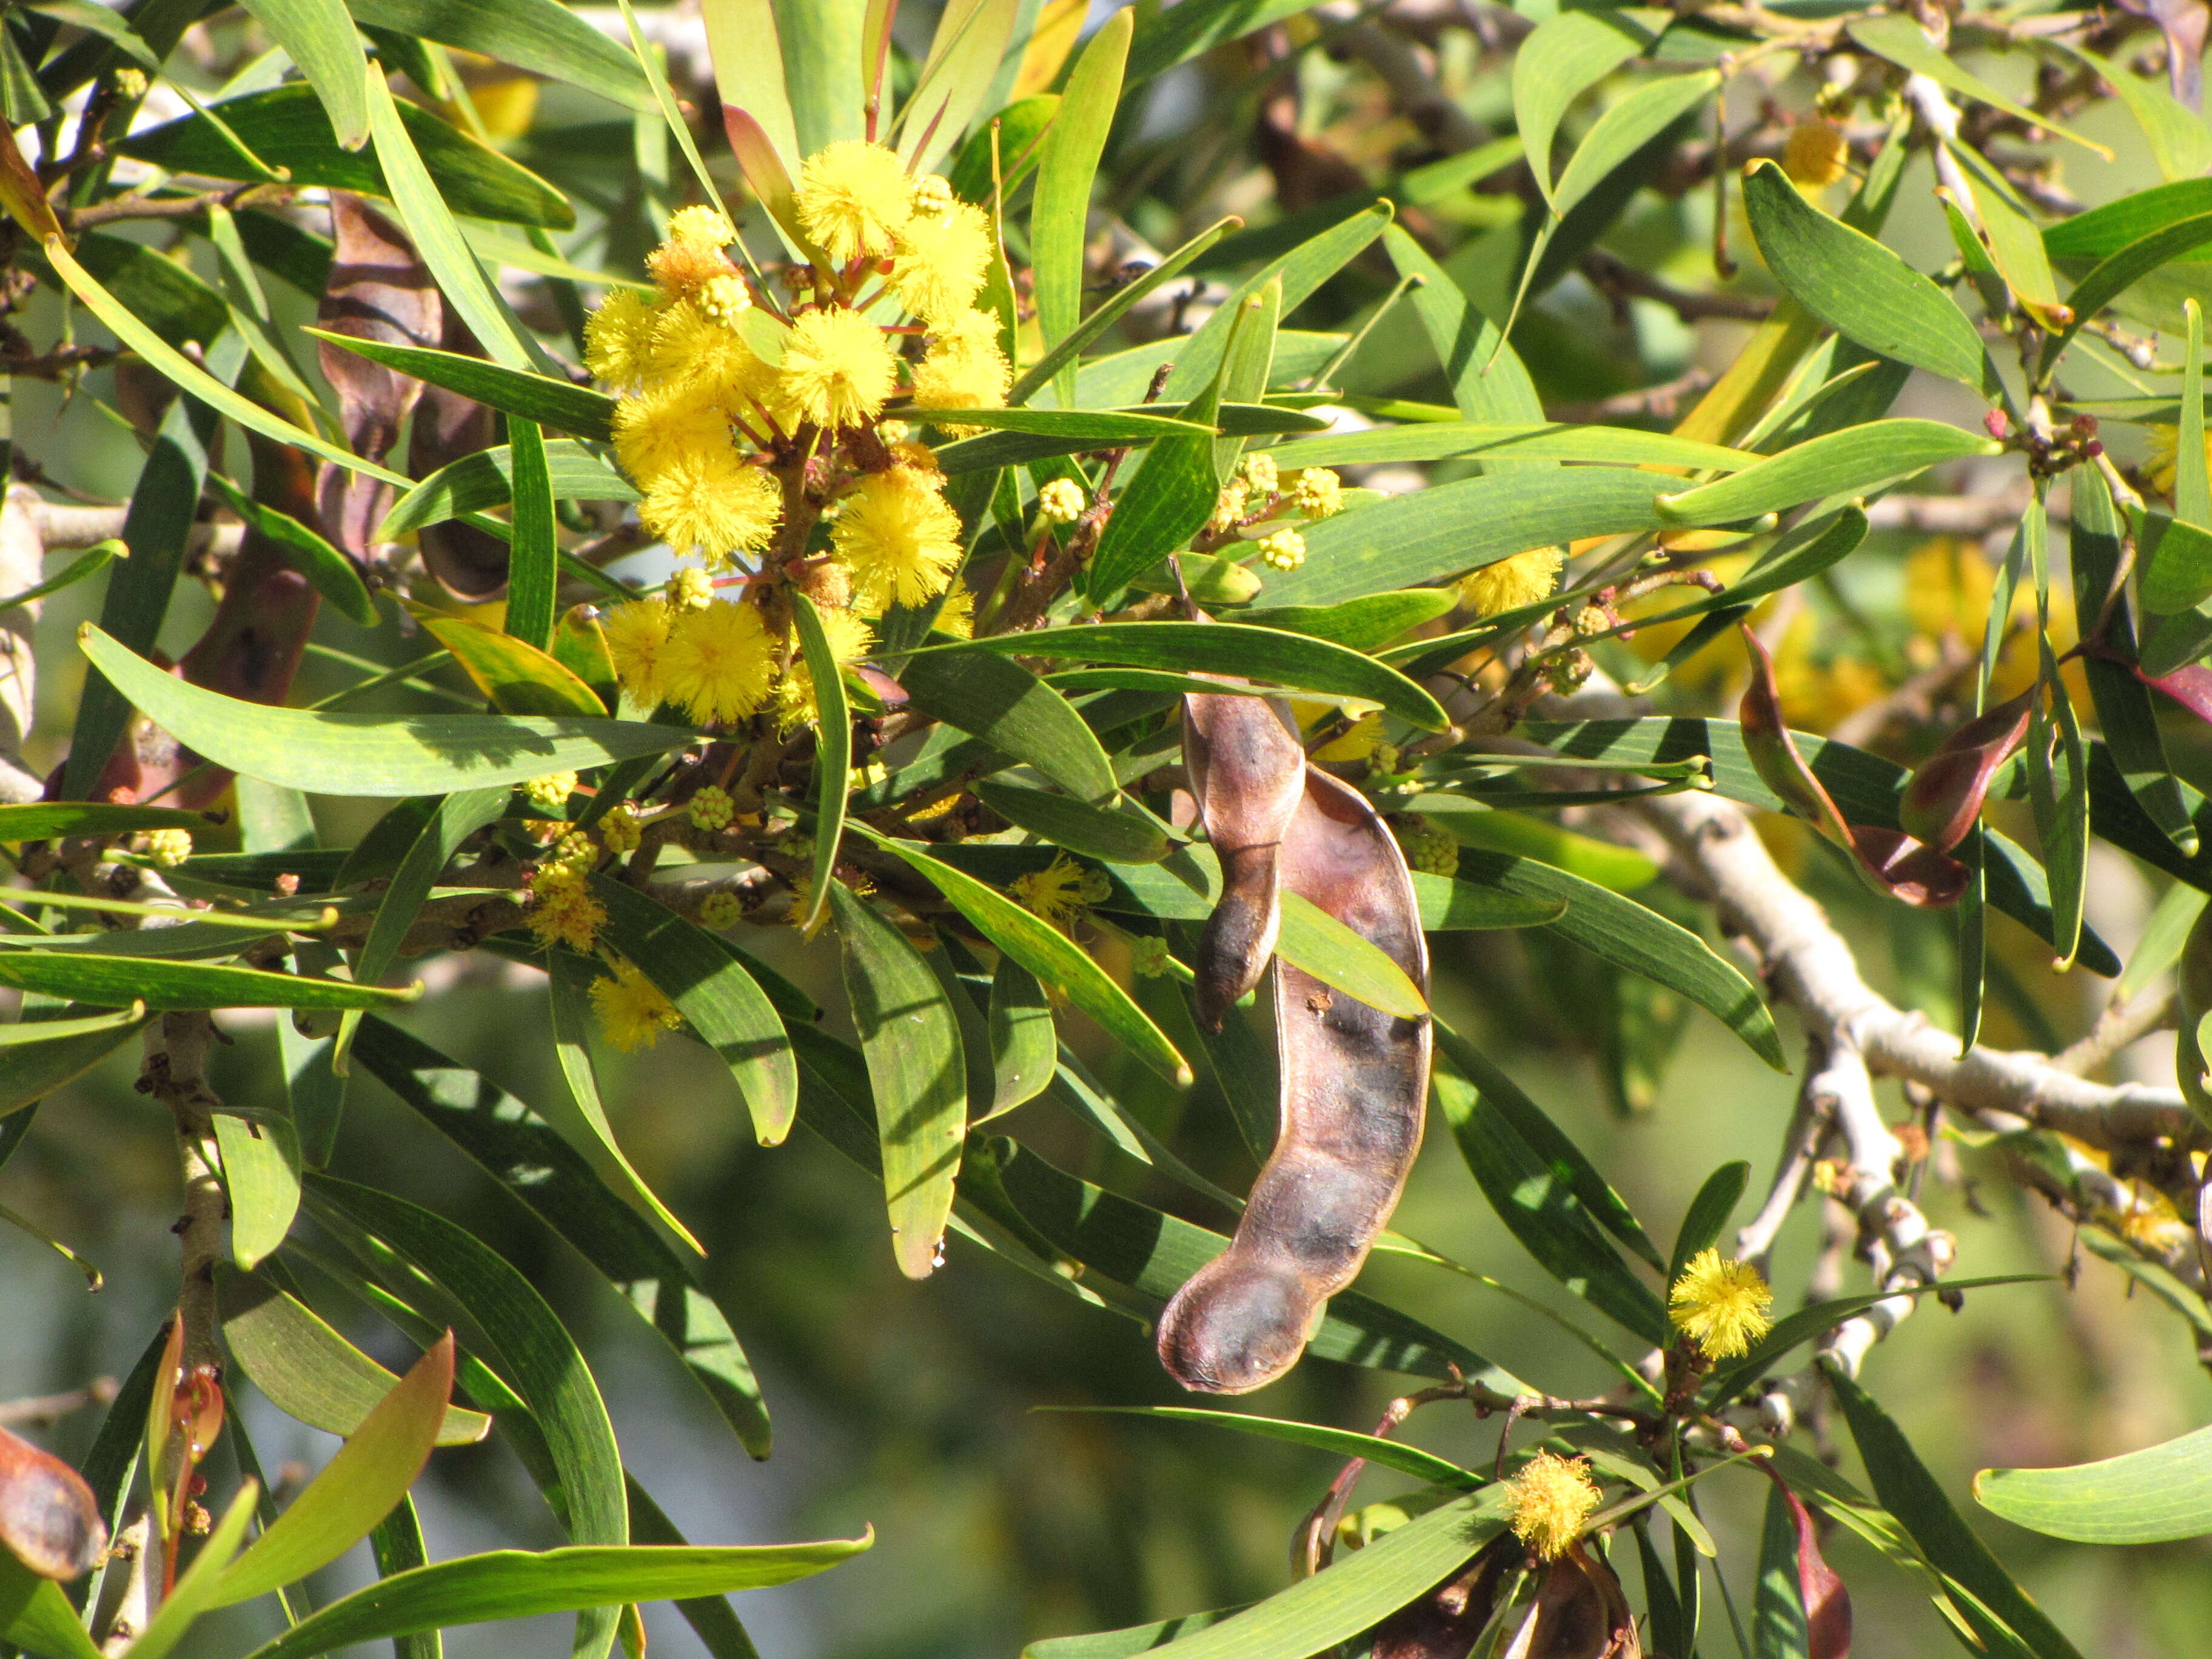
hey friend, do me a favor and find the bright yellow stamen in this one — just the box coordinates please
[526,862,606,953]
[611,384,737,489]
[1668,1247,1775,1360]
[660,598,776,725]
[1008,853,1110,933]
[831,465,964,613]
[589,956,683,1051]
[795,139,915,263]
[1504,1451,1601,1561]
[775,605,874,731]
[583,288,659,393]
[601,597,675,708]
[639,450,782,568]
[779,307,900,431]
[910,308,1009,435]
[890,199,994,326]
[1458,546,1564,618]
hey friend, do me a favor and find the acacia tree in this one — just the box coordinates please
[0,0,2207,1652]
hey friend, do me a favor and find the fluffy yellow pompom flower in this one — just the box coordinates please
[668,205,736,247]
[796,139,913,263]
[1459,545,1564,617]
[1010,853,1111,933]
[911,309,1010,433]
[583,288,659,392]
[832,466,964,611]
[891,199,993,325]
[601,597,675,707]
[1504,1452,1600,1561]
[932,581,974,639]
[612,385,736,488]
[640,451,781,566]
[644,300,773,410]
[660,598,776,724]
[1669,1248,1774,1359]
[589,957,683,1051]
[780,307,900,430]
[1783,119,1849,189]
[526,862,607,953]
[776,605,874,731]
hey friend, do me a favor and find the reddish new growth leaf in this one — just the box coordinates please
[1738,625,1968,907]
[1899,686,2035,853]
[2139,662,2212,726]
[0,1424,105,1580]
[1755,1461,1852,1658]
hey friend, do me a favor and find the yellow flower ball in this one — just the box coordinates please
[779,307,900,431]
[1504,1452,1600,1562]
[910,309,1010,434]
[660,598,776,725]
[583,287,659,393]
[795,139,914,264]
[890,199,994,326]
[612,384,738,489]
[639,450,782,566]
[644,299,774,411]
[832,465,964,612]
[1668,1247,1775,1360]
[1784,119,1849,189]
[601,597,675,708]
[589,956,683,1051]
[1459,545,1564,617]
[667,205,736,247]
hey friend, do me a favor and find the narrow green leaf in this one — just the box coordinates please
[854,827,1190,1086]
[205,474,379,628]
[504,419,558,650]
[1847,15,2110,158]
[1008,216,1239,407]
[1031,7,1130,407]
[342,785,506,1048]
[0,541,119,612]
[78,625,692,796]
[917,623,1447,731]
[985,957,1054,1117]
[1382,222,1544,423]
[212,1336,453,1606]
[117,84,573,226]
[590,877,799,1147]
[1163,204,1390,403]
[305,329,615,438]
[2040,212,2212,374]
[1086,366,1226,601]
[1237,591,1458,652]
[1433,1040,1669,1344]
[1552,71,1717,223]
[1977,1426,2212,1544]
[975,781,1171,863]
[1829,1365,2088,1659]
[1754,1484,1811,1659]
[1050,1406,1478,1490]
[2059,46,2212,181]
[115,1484,259,1659]
[1668,1161,1749,1285]
[217,1265,492,1445]
[546,966,706,1253]
[364,72,538,371]
[1652,420,1999,524]
[354,1017,771,1458]
[0,954,417,1010]
[352,0,654,111]
[1741,159,1992,395]
[236,1537,870,1659]
[1512,7,1662,207]
[828,880,967,1279]
[1264,420,1751,473]
[0,1552,102,1659]
[0,803,213,840]
[412,608,607,717]
[1278,891,1426,1020]
[367,1497,440,1659]
[699,0,799,173]
[900,0,1019,173]
[242,0,368,147]
[213,1100,301,1270]
[898,650,1118,803]
[0,1008,153,1114]
[791,591,850,935]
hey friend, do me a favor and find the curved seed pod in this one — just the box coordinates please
[1899,685,2036,853]
[1158,763,1432,1393]
[1182,691,1307,1031]
[0,1424,106,1580]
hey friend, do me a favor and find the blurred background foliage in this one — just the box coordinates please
[5,0,2212,1654]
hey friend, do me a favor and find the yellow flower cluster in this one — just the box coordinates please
[1504,1452,1600,1561]
[1668,1247,1774,1360]
[1460,545,1565,618]
[581,143,1010,735]
[1010,853,1112,933]
[1208,456,1346,568]
[589,956,683,1052]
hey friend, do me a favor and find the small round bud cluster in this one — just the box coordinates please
[1036,478,1087,524]
[1128,934,1170,978]
[911,174,956,217]
[700,890,743,930]
[113,67,149,100]
[698,273,752,326]
[1573,605,1609,637]
[549,831,597,871]
[1258,528,1307,572]
[1783,119,1849,190]
[1240,452,1278,497]
[524,771,577,814]
[688,784,735,831]
[1393,816,1459,877]
[1548,649,1595,692]
[668,566,717,611]
[1288,468,1343,517]
[600,802,645,855]
[140,828,193,868]
[1208,478,1250,534]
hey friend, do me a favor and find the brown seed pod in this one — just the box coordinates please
[0,1424,106,1580]
[1160,697,1432,1394]
[1181,692,1307,1032]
